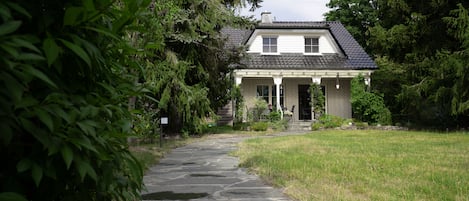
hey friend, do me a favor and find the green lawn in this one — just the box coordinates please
[235,130,469,201]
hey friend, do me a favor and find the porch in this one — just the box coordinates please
[234,69,372,122]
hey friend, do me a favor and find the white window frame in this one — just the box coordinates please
[304,37,320,55]
[262,36,279,54]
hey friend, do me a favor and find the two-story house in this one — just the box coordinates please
[221,12,377,124]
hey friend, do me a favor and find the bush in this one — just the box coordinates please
[351,75,392,125]
[269,111,281,122]
[312,114,345,130]
[251,122,269,131]
[233,122,251,131]
[320,114,345,128]
[252,98,268,122]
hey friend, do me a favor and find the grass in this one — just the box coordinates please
[130,138,195,171]
[235,130,469,201]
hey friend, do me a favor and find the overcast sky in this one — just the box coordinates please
[238,0,331,21]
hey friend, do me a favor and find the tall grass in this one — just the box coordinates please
[236,130,469,201]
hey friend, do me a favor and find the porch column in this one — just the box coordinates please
[311,77,321,120]
[235,76,243,86]
[273,76,283,118]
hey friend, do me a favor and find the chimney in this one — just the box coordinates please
[261,11,273,23]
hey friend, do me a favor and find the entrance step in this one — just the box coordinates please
[287,121,312,131]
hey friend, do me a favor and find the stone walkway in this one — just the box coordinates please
[141,133,305,201]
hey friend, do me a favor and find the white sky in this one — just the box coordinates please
[238,0,331,21]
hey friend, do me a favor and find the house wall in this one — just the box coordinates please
[323,78,352,119]
[247,31,339,54]
[239,77,352,121]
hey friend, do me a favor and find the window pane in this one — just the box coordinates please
[312,46,319,53]
[312,38,319,45]
[271,46,277,52]
[263,46,269,52]
[263,38,269,44]
[271,38,277,45]
[305,46,311,53]
[305,38,311,45]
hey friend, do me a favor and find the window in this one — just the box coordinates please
[256,85,269,103]
[263,37,277,53]
[305,37,319,53]
[271,85,284,109]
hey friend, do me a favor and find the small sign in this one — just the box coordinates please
[160,117,168,125]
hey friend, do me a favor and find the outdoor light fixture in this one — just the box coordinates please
[335,73,340,90]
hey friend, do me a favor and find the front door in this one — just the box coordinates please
[298,85,312,120]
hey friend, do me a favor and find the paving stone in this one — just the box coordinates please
[141,133,296,201]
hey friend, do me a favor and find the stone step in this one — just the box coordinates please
[287,121,312,131]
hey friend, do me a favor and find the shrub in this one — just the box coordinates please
[251,122,269,131]
[233,122,251,131]
[252,98,268,122]
[320,114,345,128]
[351,75,392,125]
[269,111,282,122]
[312,114,345,130]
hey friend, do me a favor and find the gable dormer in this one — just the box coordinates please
[245,12,344,56]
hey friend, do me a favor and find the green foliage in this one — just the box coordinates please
[233,122,251,131]
[351,75,392,125]
[310,83,325,119]
[326,0,378,52]
[251,122,269,131]
[0,0,150,200]
[268,111,281,122]
[128,0,254,135]
[232,85,245,123]
[326,0,469,129]
[312,114,345,130]
[320,114,345,128]
[252,98,268,122]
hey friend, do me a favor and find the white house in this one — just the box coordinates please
[220,12,377,124]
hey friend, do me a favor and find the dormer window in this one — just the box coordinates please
[305,37,319,53]
[263,37,277,53]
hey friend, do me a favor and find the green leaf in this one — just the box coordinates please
[63,7,83,26]
[17,53,45,61]
[0,192,28,201]
[70,137,97,153]
[77,120,97,136]
[83,26,119,40]
[43,37,60,66]
[36,108,54,131]
[0,20,21,36]
[61,145,73,169]
[31,164,43,186]
[6,2,31,19]
[82,0,96,11]
[0,123,13,145]
[1,71,24,102]
[59,39,91,66]
[75,159,97,182]
[17,159,32,172]
[22,66,57,88]
[12,37,41,53]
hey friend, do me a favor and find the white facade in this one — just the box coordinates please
[247,29,342,55]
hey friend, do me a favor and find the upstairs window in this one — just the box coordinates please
[263,37,277,53]
[305,37,319,53]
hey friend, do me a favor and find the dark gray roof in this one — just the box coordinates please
[222,21,377,70]
[241,53,347,70]
[221,27,253,48]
